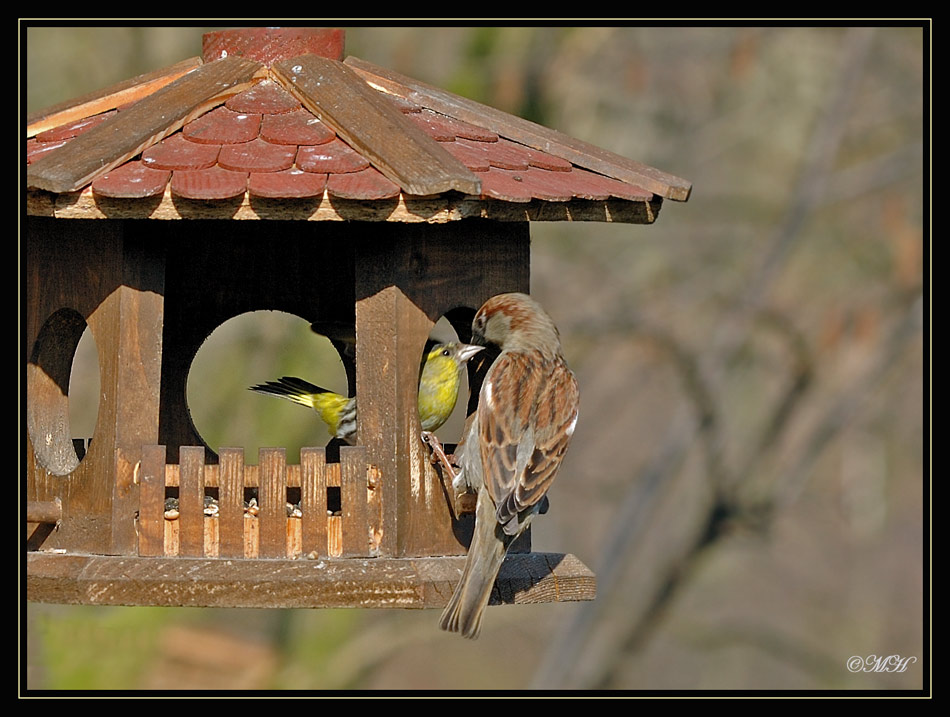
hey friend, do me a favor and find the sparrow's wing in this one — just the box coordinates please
[478,350,579,532]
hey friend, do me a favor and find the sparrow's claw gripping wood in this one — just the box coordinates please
[421,430,455,474]
[422,430,464,519]
[422,430,479,517]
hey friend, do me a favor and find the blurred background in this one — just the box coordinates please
[23,24,926,691]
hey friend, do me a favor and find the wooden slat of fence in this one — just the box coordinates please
[203,470,219,558]
[258,448,287,558]
[178,446,205,557]
[139,445,167,556]
[218,448,245,559]
[244,510,259,559]
[327,462,342,557]
[286,464,301,556]
[135,446,369,559]
[165,512,179,556]
[340,445,369,557]
[300,448,327,558]
[367,464,382,555]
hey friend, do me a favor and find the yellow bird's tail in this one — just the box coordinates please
[249,377,354,442]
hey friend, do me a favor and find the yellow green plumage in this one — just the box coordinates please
[250,342,483,443]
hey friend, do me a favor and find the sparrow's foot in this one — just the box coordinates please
[421,431,458,482]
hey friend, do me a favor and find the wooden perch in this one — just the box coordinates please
[345,56,692,202]
[27,499,62,524]
[271,55,482,197]
[27,551,596,609]
[27,56,266,194]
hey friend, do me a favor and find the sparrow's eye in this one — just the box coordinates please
[441,349,450,357]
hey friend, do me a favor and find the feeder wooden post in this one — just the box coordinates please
[355,222,529,558]
[26,218,165,555]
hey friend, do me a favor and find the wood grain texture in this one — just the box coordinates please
[128,444,377,560]
[300,448,328,557]
[139,446,168,557]
[271,55,481,196]
[178,446,205,557]
[26,57,203,138]
[26,219,166,555]
[258,448,288,559]
[28,186,661,224]
[355,285,433,557]
[340,446,370,557]
[202,27,345,65]
[27,551,596,608]
[354,222,531,558]
[345,56,692,201]
[27,56,265,193]
[217,448,246,559]
[26,499,62,524]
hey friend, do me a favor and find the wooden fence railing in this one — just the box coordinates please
[137,445,380,559]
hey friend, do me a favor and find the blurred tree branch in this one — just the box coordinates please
[529,26,925,690]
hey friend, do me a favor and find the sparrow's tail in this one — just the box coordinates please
[439,489,513,639]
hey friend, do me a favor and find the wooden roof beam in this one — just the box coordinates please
[27,56,204,138]
[271,54,481,197]
[345,56,692,202]
[27,56,266,194]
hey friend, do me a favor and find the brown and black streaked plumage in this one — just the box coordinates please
[440,292,579,639]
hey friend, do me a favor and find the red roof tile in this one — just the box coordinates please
[225,79,301,115]
[34,110,117,142]
[478,167,535,203]
[439,140,491,172]
[26,138,68,164]
[327,166,401,200]
[260,109,335,146]
[171,166,247,200]
[91,160,171,198]
[248,168,327,198]
[218,138,296,173]
[142,134,220,170]
[183,106,261,144]
[498,138,573,171]
[454,136,531,170]
[296,138,371,174]
[406,109,500,143]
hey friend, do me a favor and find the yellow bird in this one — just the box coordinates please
[249,342,484,444]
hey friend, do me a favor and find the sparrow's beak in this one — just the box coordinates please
[457,343,485,363]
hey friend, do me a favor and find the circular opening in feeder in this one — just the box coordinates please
[27,309,101,476]
[188,311,349,464]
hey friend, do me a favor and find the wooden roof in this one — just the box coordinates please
[25,28,690,224]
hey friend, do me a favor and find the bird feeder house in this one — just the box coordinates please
[25,28,690,610]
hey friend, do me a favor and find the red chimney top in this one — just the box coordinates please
[202,27,345,66]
